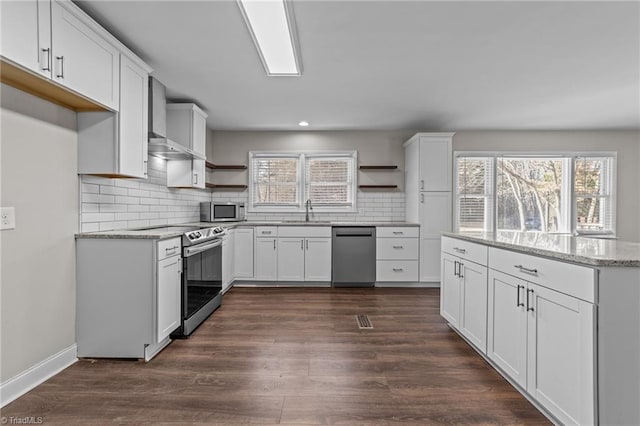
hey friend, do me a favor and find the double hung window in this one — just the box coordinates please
[249,151,357,213]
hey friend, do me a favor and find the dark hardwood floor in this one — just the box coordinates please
[3,288,549,424]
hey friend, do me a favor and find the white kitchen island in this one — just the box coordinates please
[440,231,640,426]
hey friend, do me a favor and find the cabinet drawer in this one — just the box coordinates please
[377,226,419,238]
[278,226,331,238]
[157,237,181,261]
[442,237,488,266]
[255,226,278,237]
[376,260,419,282]
[489,247,596,303]
[376,238,419,260]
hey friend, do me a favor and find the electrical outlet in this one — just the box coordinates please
[1,207,16,230]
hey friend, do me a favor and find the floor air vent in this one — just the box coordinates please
[356,314,373,329]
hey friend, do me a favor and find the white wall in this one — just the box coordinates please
[0,85,78,381]
[207,130,413,222]
[453,130,640,242]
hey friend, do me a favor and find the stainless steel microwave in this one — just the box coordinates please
[200,202,245,222]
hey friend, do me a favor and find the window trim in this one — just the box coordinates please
[454,151,617,236]
[248,151,358,213]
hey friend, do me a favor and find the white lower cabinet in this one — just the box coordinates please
[255,237,277,281]
[233,227,254,279]
[277,236,332,282]
[304,238,332,281]
[76,237,182,361]
[376,227,419,282]
[443,238,597,424]
[222,229,234,293]
[277,238,305,281]
[487,269,595,425]
[156,254,181,342]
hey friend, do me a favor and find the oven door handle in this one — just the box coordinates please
[184,240,222,257]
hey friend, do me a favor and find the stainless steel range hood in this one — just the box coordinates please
[148,137,205,160]
[148,77,203,160]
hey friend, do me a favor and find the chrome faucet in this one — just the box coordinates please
[305,199,313,222]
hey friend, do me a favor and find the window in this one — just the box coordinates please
[574,156,614,233]
[456,157,493,232]
[249,151,357,212]
[251,155,300,206]
[454,153,616,235]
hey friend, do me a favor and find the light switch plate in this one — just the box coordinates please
[1,207,16,230]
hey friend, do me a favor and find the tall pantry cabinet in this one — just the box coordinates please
[404,133,454,283]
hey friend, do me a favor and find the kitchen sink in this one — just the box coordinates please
[280,220,332,224]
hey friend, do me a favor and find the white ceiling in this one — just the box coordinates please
[76,0,639,132]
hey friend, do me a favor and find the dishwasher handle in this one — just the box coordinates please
[334,232,373,237]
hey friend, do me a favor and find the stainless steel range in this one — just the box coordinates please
[172,225,226,338]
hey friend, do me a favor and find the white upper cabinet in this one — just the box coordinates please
[166,159,205,189]
[1,0,51,77]
[417,135,452,191]
[1,0,124,111]
[51,0,119,110]
[77,54,151,178]
[166,103,207,157]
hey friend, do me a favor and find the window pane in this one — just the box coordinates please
[456,157,493,232]
[576,197,608,231]
[252,157,299,205]
[305,157,354,205]
[496,158,564,232]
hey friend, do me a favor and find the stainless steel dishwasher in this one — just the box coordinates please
[332,227,376,287]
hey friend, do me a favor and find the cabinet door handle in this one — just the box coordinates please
[526,289,535,312]
[41,48,51,71]
[458,262,464,278]
[420,180,424,190]
[273,239,276,250]
[194,173,198,184]
[301,239,304,250]
[514,264,538,275]
[516,285,524,307]
[453,260,459,277]
[453,247,466,254]
[420,193,424,203]
[55,55,64,78]
[306,239,309,250]
[393,245,403,249]
[143,160,148,177]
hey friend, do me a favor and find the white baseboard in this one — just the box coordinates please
[1,344,77,407]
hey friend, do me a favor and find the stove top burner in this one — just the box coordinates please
[183,226,226,246]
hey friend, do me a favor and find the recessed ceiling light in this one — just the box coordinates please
[298,121,309,127]
[237,0,302,76]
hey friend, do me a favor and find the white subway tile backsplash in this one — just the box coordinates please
[80,157,210,232]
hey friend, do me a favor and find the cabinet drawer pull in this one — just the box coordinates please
[56,55,64,78]
[420,179,424,190]
[165,245,179,253]
[392,268,404,272]
[41,48,51,71]
[514,264,538,275]
[262,231,272,235]
[392,245,404,249]
[526,289,535,312]
[516,285,524,307]
[453,247,466,254]
[392,231,403,235]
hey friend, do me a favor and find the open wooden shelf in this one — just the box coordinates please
[358,185,399,189]
[205,183,248,190]
[205,162,247,170]
[359,165,398,170]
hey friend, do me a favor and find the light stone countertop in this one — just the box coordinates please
[443,231,640,267]
[76,221,420,240]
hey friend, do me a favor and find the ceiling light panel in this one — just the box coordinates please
[238,0,302,76]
